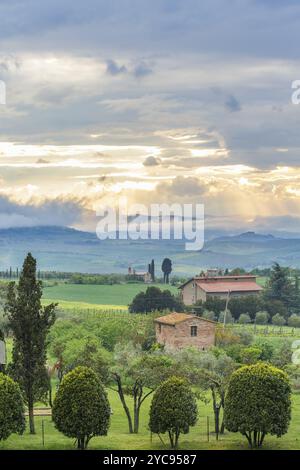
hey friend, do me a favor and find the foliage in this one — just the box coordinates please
[272,313,286,326]
[170,348,236,435]
[149,376,197,449]
[238,313,251,324]
[202,297,226,316]
[0,373,25,441]
[228,295,263,321]
[271,340,293,369]
[240,346,262,365]
[255,311,269,325]
[53,337,111,383]
[52,366,110,449]
[48,311,156,353]
[288,314,300,328]
[215,328,240,347]
[224,363,291,447]
[129,286,183,313]
[202,310,216,321]
[236,329,254,345]
[218,310,234,324]
[111,343,178,433]
[161,258,172,284]
[264,263,295,315]
[253,340,274,362]
[5,253,56,434]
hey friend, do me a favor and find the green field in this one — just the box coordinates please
[42,283,179,307]
[1,387,300,450]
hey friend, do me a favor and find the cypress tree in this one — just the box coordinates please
[5,253,56,434]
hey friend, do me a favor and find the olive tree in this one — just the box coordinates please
[170,348,236,436]
[111,342,178,433]
[255,311,269,325]
[0,373,25,441]
[272,313,286,326]
[224,363,291,448]
[52,366,110,449]
[149,376,197,449]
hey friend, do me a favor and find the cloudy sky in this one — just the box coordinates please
[1,0,300,233]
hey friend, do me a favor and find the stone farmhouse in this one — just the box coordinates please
[155,312,216,351]
[127,266,152,283]
[179,274,262,305]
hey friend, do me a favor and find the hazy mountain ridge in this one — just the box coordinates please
[1,226,300,274]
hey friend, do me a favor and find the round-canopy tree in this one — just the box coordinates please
[52,366,110,449]
[224,362,291,448]
[0,373,25,441]
[149,376,197,449]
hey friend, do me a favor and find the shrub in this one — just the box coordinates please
[255,311,269,325]
[240,346,262,365]
[149,376,197,449]
[238,313,251,324]
[288,314,300,328]
[218,310,234,324]
[224,363,291,448]
[236,329,253,346]
[215,328,240,347]
[202,310,215,321]
[52,366,110,449]
[271,340,293,369]
[0,373,25,441]
[272,313,286,326]
[254,340,274,361]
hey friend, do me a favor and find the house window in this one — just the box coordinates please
[191,325,197,337]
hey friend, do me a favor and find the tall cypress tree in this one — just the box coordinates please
[5,253,56,434]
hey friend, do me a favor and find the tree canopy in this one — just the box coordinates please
[52,366,110,449]
[129,286,183,313]
[0,373,25,441]
[224,362,291,448]
[149,376,198,449]
[5,253,56,434]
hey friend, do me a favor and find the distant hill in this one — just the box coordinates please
[1,226,300,274]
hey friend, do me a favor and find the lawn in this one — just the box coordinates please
[42,283,178,307]
[1,387,300,450]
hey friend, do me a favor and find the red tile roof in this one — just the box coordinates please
[154,312,216,325]
[179,275,257,289]
[196,281,262,293]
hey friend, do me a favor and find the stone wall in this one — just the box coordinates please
[155,317,215,351]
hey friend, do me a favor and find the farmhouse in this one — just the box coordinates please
[127,266,152,283]
[155,312,216,351]
[179,274,262,305]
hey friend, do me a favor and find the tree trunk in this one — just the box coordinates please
[28,398,35,434]
[211,388,221,437]
[114,374,134,434]
[168,431,174,449]
[220,393,225,434]
[28,406,35,434]
[174,430,180,449]
[49,382,53,408]
[244,432,253,448]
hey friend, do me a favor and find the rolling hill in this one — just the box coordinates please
[1,226,300,274]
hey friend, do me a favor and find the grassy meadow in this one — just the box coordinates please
[2,386,300,451]
[42,282,178,307]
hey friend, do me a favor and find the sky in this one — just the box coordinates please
[1,0,300,234]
